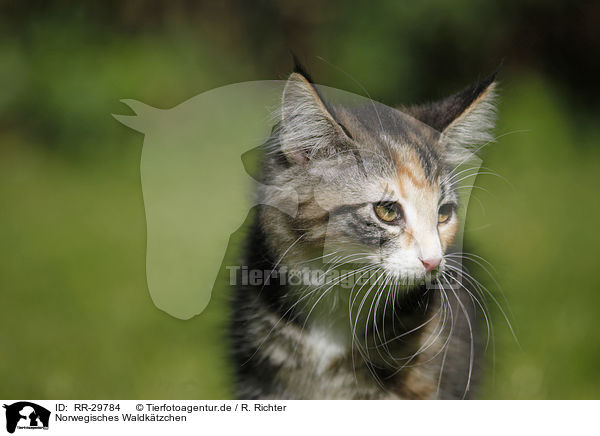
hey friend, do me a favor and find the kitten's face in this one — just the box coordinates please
[262,72,496,288]
[305,117,459,284]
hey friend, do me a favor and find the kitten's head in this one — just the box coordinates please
[261,71,497,285]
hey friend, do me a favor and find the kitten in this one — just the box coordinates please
[230,68,497,399]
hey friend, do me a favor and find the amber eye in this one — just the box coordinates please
[374,202,403,224]
[438,203,455,224]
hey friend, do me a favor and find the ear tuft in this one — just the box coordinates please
[291,53,314,84]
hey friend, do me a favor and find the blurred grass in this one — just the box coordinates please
[0,139,232,398]
[469,74,600,398]
[0,30,239,397]
[1,20,599,399]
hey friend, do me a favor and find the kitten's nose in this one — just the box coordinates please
[420,257,441,272]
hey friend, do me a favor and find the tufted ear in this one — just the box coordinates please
[406,72,498,165]
[280,72,349,165]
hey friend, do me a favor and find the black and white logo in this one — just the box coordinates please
[3,402,50,433]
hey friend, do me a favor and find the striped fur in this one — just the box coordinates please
[230,71,497,399]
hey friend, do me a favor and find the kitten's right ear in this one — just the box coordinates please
[280,73,348,165]
[404,70,499,165]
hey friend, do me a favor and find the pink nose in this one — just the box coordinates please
[420,257,441,273]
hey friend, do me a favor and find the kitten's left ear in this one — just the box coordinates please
[406,71,498,165]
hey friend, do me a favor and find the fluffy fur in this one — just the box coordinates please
[230,70,498,399]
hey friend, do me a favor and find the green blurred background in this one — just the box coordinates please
[1,0,599,399]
